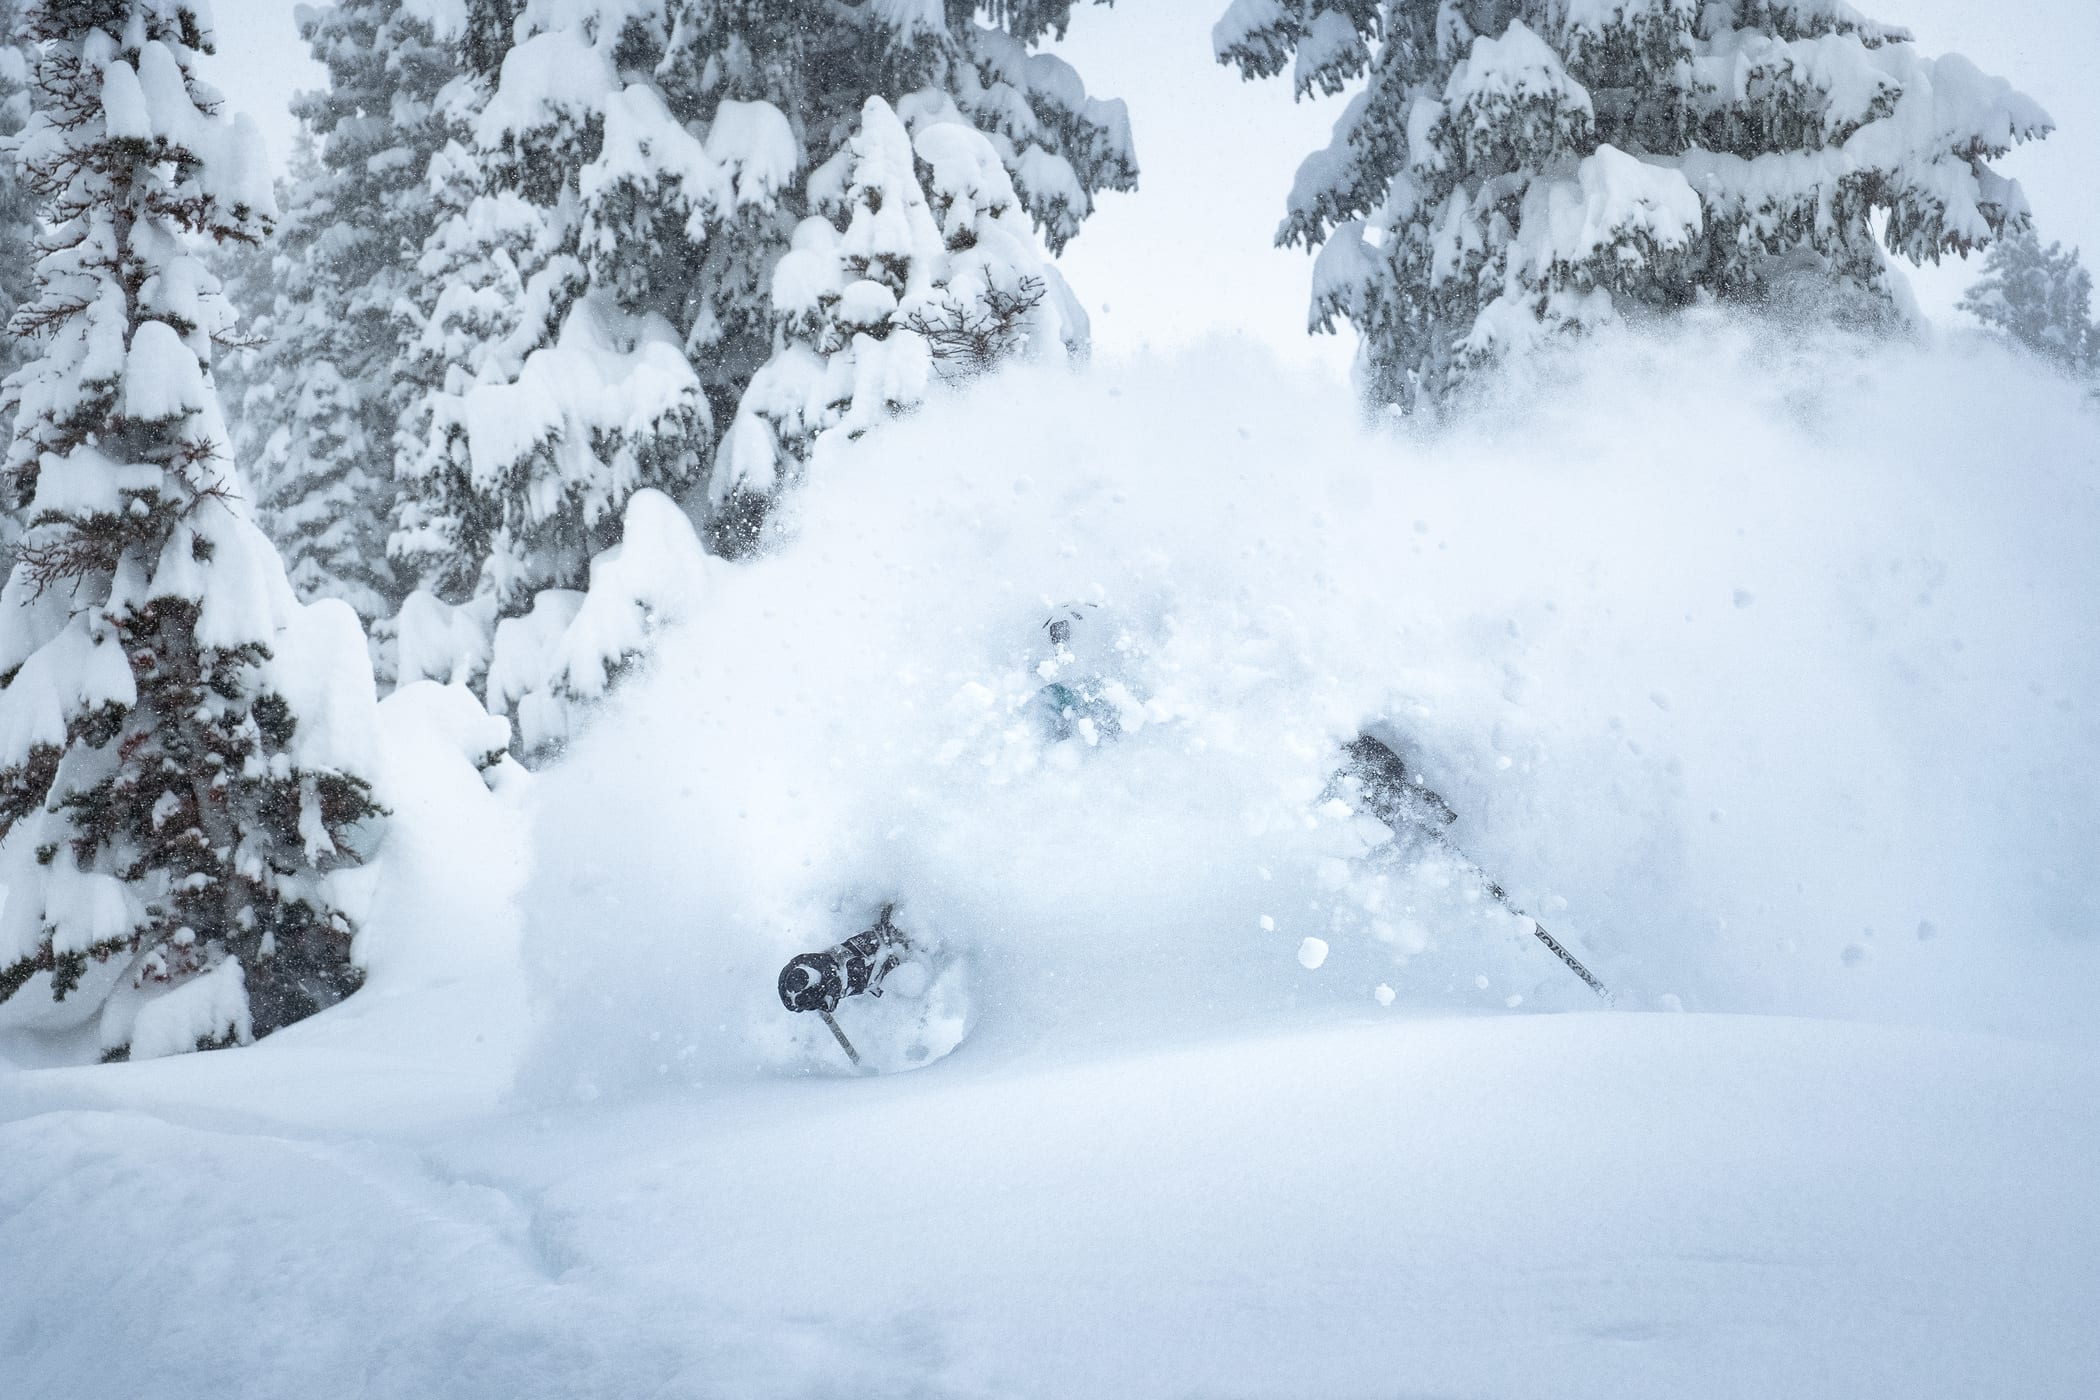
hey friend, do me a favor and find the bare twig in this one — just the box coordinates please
[903,276,1046,377]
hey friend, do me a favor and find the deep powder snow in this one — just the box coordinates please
[3,321,2098,1398]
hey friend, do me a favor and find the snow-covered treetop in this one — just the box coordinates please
[1217,0,2052,408]
[27,7,274,221]
[643,0,1135,255]
[7,0,275,497]
[395,0,1133,580]
[1961,225,2097,377]
[714,94,1087,521]
[1248,1,2049,259]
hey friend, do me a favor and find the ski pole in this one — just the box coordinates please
[817,1010,862,1067]
[1477,875,1616,1005]
[1340,736,1616,1005]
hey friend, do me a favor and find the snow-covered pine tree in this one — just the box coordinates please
[644,0,1131,397]
[208,135,297,507]
[716,95,1086,516]
[0,0,38,392]
[392,0,708,614]
[1959,225,2096,376]
[390,0,1130,754]
[233,0,462,627]
[255,159,390,623]
[654,0,1135,549]
[391,135,579,605]
[1215,0,2054,411]
[0,0,387,1059]
[403,0,1134,593]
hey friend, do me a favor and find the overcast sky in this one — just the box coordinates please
[208,0,2100,367]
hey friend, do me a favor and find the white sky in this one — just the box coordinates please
[208,0,2100,367]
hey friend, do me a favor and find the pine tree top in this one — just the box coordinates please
[1216,0,2053,409]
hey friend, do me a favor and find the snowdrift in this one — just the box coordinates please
[524,315,2100,1093]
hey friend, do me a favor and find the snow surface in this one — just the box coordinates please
[3,1012,2093,1398]
[5,322,2098,1395]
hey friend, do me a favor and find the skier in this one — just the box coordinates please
[776,904,918,1067]
[776,612,1613,1075]
[1330,735,1614,1003]
[1027,602,1128,744]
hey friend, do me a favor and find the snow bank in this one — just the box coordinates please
[522,316,2100,1094]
